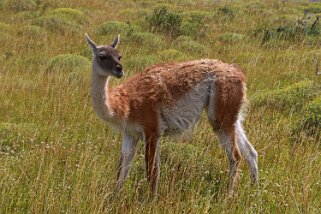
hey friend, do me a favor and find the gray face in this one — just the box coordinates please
[85,34,124,78]
[95,46,123,78]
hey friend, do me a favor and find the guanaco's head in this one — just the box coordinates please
[85,33,123,78]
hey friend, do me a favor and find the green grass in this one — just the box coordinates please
[0,0,321,213]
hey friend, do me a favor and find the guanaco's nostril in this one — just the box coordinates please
[116,64,122,71]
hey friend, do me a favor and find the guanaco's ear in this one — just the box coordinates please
[85,33,97,53]
[111,34,120,49]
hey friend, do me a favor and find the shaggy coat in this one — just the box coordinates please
[86,34,258,197]
[107,59,245,134]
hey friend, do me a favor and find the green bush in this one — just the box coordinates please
[180,11,211,38]
[217,6,234,15]
[31,8,86,33]
[50,8,87,24]
[128,32,164,50]
[255,15,321,44]
[218,33,246,44]
[68,71,86,86]
[175,36,209,55]
[99,21,129,35]
[182,11,213,21]
[252,80,320,110]
[159,49,187,61]
[301,97,321,139]
[292,97,321,141]
[259,24,300,43]
[125,24,143,38]
[32,15,79,33]
[215,6,235,21]
[78,48,92,60]
[180,21,206,38]
[304,5,321,14]
[244,1,267,14]
[15,11,42,21]
[17,25,46,38]
[119,8,149,20]
[46,54,90,73]
[147,6,182,37]
[125,55,161,72]
[4,0,37,12]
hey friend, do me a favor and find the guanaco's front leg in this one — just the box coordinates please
[117,133,139,190]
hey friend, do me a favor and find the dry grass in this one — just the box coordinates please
[0,0,320,213]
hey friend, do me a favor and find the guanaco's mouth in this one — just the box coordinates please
[113,64,124,78]
[113,69,124,78]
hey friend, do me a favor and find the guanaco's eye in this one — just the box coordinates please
[98,55,110,61]
[99,55,106,60]
[118,56,122,60]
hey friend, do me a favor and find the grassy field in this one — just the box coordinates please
[0,0,321,213]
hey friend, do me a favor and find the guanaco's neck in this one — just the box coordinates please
[91,70,113,121]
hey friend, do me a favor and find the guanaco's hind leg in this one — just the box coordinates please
[208,105,242,194]
[207,78,244,195]
[236,121,258,183]
[217,128,241,195]
[144,130,160,197]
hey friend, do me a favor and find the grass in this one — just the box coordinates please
[0,0,321,213]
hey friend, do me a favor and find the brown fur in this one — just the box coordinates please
[107,59,246,195]
[87,33,257,196]
[108,59,245,126]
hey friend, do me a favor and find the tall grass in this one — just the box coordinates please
[0,0,320,213]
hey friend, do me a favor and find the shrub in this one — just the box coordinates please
[180,21,198,37]
[292,97,321,141]
[218,33,246,44]
[159,49,187,61]
[147,6,182,37]
[128,32,164,50]
[32,15,79,33]
[46,54,90,73]
[15,11,42,21]
[50,8,87,24]
[180,11,211,38]
[301,97,321,139]
[78,48,92,60]
[304,5,321,14]
[119,8,149,20]
[215,6,235,21]
[175,36,209,55]
[99,21,129,35]
[68,71,85,86]
[252,80,320,110]
[125,24,143,38]
[182,10,212,21]
[255,15,321,43]
[17,25,46,38]
[244,1,267,14]
[4,0,37,12]
[125,55,161,72]
[217,6,234,16]
[258,24,301,43]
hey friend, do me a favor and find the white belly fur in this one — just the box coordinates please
[159,80,212,136]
